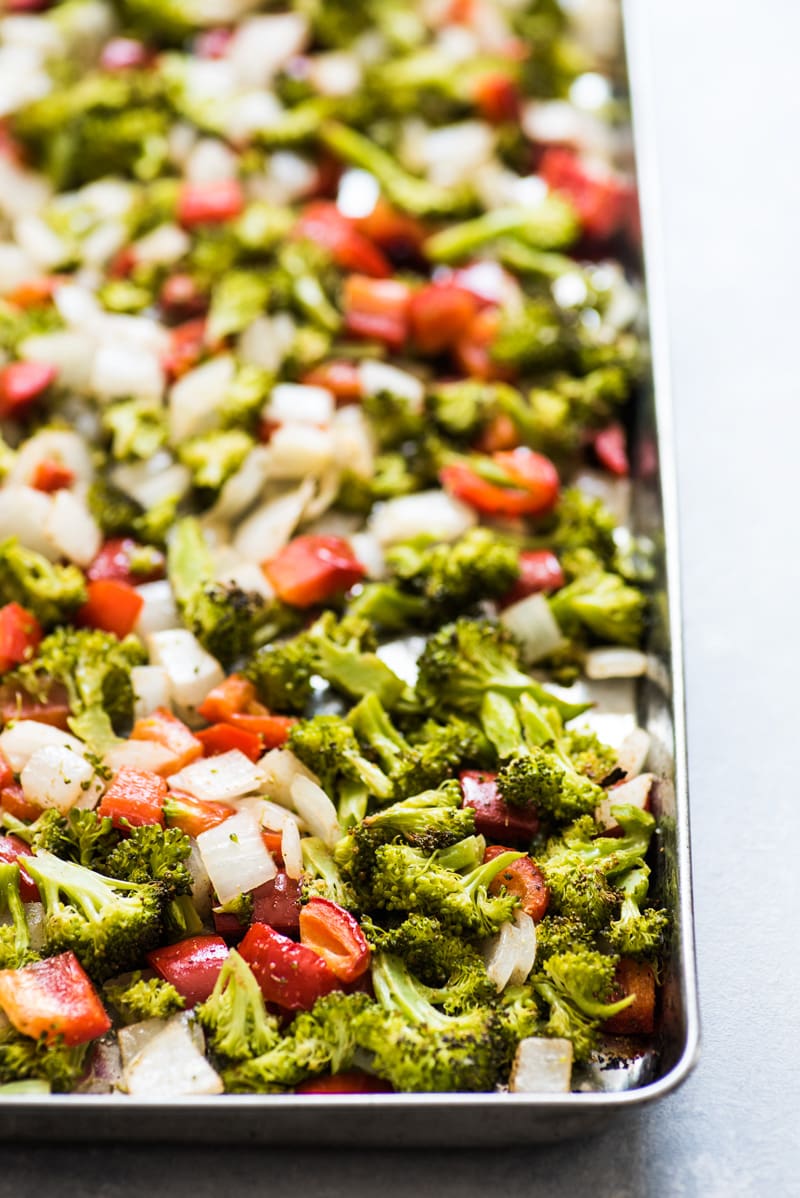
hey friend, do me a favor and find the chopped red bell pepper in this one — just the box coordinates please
[484,845,550,921]
[0,952,111,1046]
[161,318,207,380]
[252,872,301,936]
[0,753,12,792]
[159,272,208,319]
[197,675,257,723]
[1,780,41,823]
[408,282,478,355]
[226,712,296,748]
[473,72,521,123]
[194,26,234,58]
[603,958,656,1035]
[263,535,365,608]
[30,458,75,493]
[440,447,560,518]
[0,361,58,419]
[302,359,363,403]
[296,1070,393,1094]
[0,681,70,730]
[163,791,234,838]
[97,767,167,829]
[539,148,634,242]
[453,307,513,381]
[355,200,427,261]
[294,202,391,278]
[593,422,629,477]
[0,603,42,673]
[261,830,283,862]
[148,935,229,1007]
[4,276,63,309]
[475,411,520,454]
[0,833,39,902]
[299,897,371,983]
[76,579,144,640]
[87,538,165,584]
[343,275,412,349]
[238,922,339,1011]
[197,722,263,763]
[130,708,204,775]
[197,676,296,749]
[501,550,565,607]
[178,179,245,228]
[460,770,541,845]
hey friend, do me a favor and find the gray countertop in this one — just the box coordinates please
[4,2,800,1195]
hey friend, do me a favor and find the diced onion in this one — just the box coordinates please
[131,666,172,722]
[226,13,309,87]
[289,775,341,849]
[500,593,564,664]
[124,1017,223,1097]
[103,739,176,777]
[215,560,274,600]
[168,355,236,444]
[265,383,334,426]
[112,459,191,512]
[267,424,334,479]
[233,479,314,562]
[20,745,102,814]
[0,722,86,774]
[118,1019,166,1071]
[585,647,648,680]
[259,748,318,806]
[348,532,386,581]
[187,840,214,920]
[8,429,93,495]
[168,749,264,803]
[358,360,424,407]
[509,1037,573,1093]
[0,487,58,560]
[197,810,276,905]
[133,223,190,267]
[369,491,476,546]
[482,911,537,991]
[238,313,295,374]
[20,330,96,391]
[595,772,654,830]
[185,138,238,184]
[308,51,362,97]
[281,817,303,880]
[134,582,180,639]
[205,446,272,524]
[146,630,225,720]
[43,489,102,567]
[616,728,651,779]
[0,243,37,295]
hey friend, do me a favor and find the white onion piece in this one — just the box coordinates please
[0,243,37,294]
[133,223,190,267]
[124,1018,223,1097]
[308,52,362,97]
[348,532,386,581]
[20,745,102,814]
[358,360,424,407]
[267,424,334,479]
[23,903,45,952]
[262,152,318,204]
[573,469,631,525]
[233,479,314,562]
[595,772,654,830]
[616,728,651,779]
[500,593,564,664]
[510,1037,573,1093]
[0,487,57,559]
[168,355,236,444]
[0,156,50,221]
[0,722,85,774]
[585,647,648,680]
[205,446,271,524]
[187,839,214,920]
[289,775,341,849]
[266,383,334,426]
[169,750,263,804]
[13,215,69,271]
[20,330,96,391]
[8,429,93,494]
[369,491,476,546]
[103,740,175,777]
[482,911,537,991]
[185,138,238,183]
[418,121,495,189]
[259,748,319,806]
[134,582,180,639]
[197,810,276,905]
[332,406,375,481]
[300,466,340,522]
[131,666,172,722]
[89,341,164,404]
[118,1019,166,1071]
[227,13,308,87]
[281,817,303,880]
[216,560,274,600]
[238,313,295,373]
[146,630,225,720]
[43,489,101,566]
[252,799,307,833]
[112,459,191,512]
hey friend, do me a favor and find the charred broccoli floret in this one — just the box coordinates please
[607,865,669,959]
[533,947,634,1061]
[16,808,118,872]
[103,824,192,894]
[0,1032,89,1092]
[534,913,597,963]
[361,782,476,852]
[497,747,603,824]
[300,836,359,911]
[289,713,393,826]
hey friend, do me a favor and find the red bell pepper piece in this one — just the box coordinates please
[302,360,363,403]
[197,675,257,723]
[343,275,412,348]
[4,276,63,308]
[0,952,110,1046]
[87,538,165,584]
[460,770,540,845]
[0,361,58,419]
[98,767,167,829]
[161,318,207,380]
[148,935,229,1006]
[0,833,39,901]
[408,282,478,355]
[263,535,365,608]
[159,272,208,319]
[0,681,70,730]
[0,753,12,792]
[539,148,634,242]
[197,676,296,749]
[251,872,301,936]
[355,199,427,260]
[197,722,263,763]
[484,845,550,921]
[30,458,75,493]
[178,179,244,228]
[603,958,656,1035]
[1,781,41,823]
[163,791,234,839]
[296,1070,393,1094]
[453,307,513,381]
[473,72,521,123]
[76,579,144,640]
[501,550,565,607]
[194,26,234,58]
[0,603,42,673]
[227,712,296,748]
[130,709,204,775]
[593,422,629,477]
[294,202,391,278]
[261,831,283,860]
[440,448,560,518]
[238,922,339,1010]
[298,897,370,983]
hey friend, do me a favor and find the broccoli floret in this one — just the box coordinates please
[300,836,359,911]
[24,809,119,871]
[362,782,476,852]
[0,539,87,628]
[533,947,635,1061]
[539,804,656,930]
[206,271,270,344]
[369,842,523,936]
[549,569,646,648]
[168,517,268,668]
[0,1032,89,1092]
[14,627,146,753]
[103,971,185,1024]
[24,851,167,981]
[497,748,603,824]
[384,529,520,620]
[345,582,429,633]
[607,865,669,959]
[540,488,618,571]
[0,863,35,969]
[337,452,423,516]
[223,991,373,1093]
[245,635,315,715]
[289,713,393,826]
[520,367,629,459]
[562,727,618,784]
[308,612,408,709]
[103,824,192,895]
[102,399,168,462]
[361,388,426,451]
[534,914,596,963]
[424,199,578,262]
[363,915,496,1014]
[178,430,254,493]
[197,950,281,1063]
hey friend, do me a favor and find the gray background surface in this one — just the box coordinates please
[3,1,800,1194]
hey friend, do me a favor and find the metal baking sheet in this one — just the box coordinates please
[0,0,699,1145]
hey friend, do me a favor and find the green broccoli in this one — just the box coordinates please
[425,199,578,263]
[607,865,669,959]
[383,529,520,621]
[178,430,254,493]
[103,971,185,1024]
[197,950,281,1063]
[245,635,315,715]
[103,824,192,894]
[102,399,168,462]
[300,836,359,911]
[307,613,408,709]
[22,808,119,871]
[561,727,618,785]
[0,539,87,628]
[24,851,167,981]
[497,747,604,824]
[533,947,635,1061]
[345,582,429,634]
[361,389,426,451]
[0,863,35,970]
[289,713,393,827]
[533,913,597,963]
[537,487,619,571]
[0,1032,89,1092]
[549,567,647,648]
[361,782,476,852]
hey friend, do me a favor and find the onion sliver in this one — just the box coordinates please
[168,750,264,804]
[289,775,341,849]
[197,810,276,905]
[500,593,564,664]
